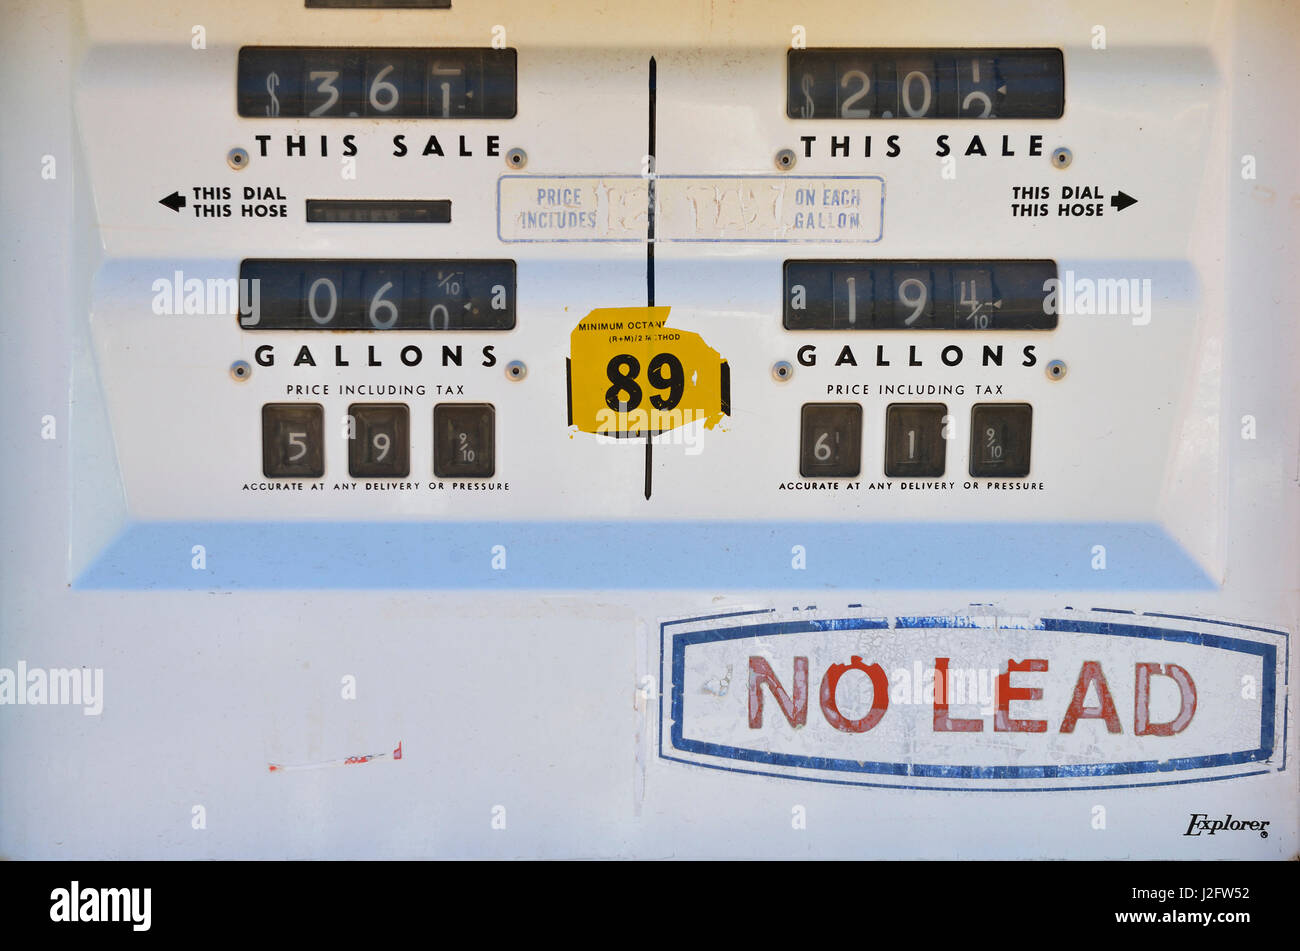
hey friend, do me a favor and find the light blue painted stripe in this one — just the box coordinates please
[74,521,1214,591]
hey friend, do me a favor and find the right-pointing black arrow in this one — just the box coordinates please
[1110,191,1138,212]
[159,191,187,212]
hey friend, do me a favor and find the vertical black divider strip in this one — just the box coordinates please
[645,56,657,501]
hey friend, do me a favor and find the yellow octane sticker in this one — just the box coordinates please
[566,307,730,438]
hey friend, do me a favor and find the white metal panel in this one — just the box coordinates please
[0,0,1295,858]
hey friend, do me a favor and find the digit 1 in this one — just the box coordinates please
[431,62,459,117]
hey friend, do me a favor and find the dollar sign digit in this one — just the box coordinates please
[265,72,281,117]
[800,73,815,118]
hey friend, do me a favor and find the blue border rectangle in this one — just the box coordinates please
[660,613,1283,791]
[497,173,886,244]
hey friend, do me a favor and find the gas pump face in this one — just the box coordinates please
[0,0,1295,859]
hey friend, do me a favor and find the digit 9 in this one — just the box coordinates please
[647,353,684,411]
[891,268,934,327]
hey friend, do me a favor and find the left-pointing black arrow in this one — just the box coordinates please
[159,191,186,212]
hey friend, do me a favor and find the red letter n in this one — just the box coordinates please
[749,657,808,728]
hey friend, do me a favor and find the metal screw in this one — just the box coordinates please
[227,147,250,171]
[505,148,527,170]
[1046,359,1067,381]
[1051,147,1072,169]
[230,359,252,381]
[772,360,794,382]
[775,148,797,171]
[505,360,527,381]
